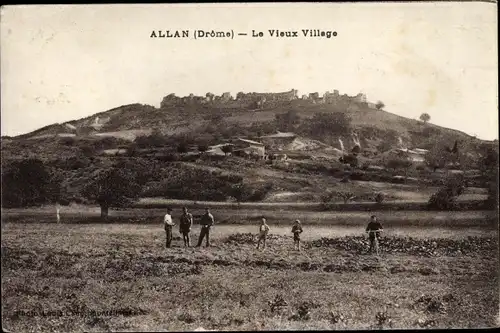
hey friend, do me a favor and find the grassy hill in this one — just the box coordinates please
[11,99,484,146]
[2,93,497,207]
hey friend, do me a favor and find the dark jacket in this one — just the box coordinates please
[200,213,214,227]
[366,221,383,238]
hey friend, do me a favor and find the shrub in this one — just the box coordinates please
[134,132,168,149]
[59,137,75,146]
[336,191,355,204]
[386,158,412,170]
[428,176,466,210]
[374,192,385,204]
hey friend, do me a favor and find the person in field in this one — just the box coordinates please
[164,208,175,248]
[196,208,214,247]
[56,205,61,224]
[179,207,193,247]
[365,215,383,254]
[256,217,270,250]
[291,219,303,251]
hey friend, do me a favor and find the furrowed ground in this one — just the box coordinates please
[1,216,499,331]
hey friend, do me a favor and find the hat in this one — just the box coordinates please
[295,219,301,223]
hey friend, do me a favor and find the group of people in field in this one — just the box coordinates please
[163,207,214,248]
[163,207,384,254]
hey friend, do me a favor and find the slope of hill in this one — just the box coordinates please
[14,96,484,148]
[3,91,496,207]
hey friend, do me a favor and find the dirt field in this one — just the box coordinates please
[2,217,498,331]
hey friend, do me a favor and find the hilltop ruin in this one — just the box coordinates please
[160,89,377,110]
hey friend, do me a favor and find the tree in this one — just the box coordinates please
[419,113,431,124]
[177,143,188,154]
[275,110,301,132]
[425,145,450,172]
[82,168,141,219]
[374,192,385,204]
[478,145,499,209]
[337,191,356,204]
[305,112,352,142]
[1,159,61,208]
[339,154,358,168]
[198,144,209,154]
[230,183,254,205]
[236,92,245,100]
[221,144,233,156]
[428,175,466,210]
[375,101,385,110]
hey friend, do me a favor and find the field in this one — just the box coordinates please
[2,209,499,331]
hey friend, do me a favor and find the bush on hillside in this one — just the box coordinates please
[134,131,168,148]
[59,137,76,146]
[386,158,412,170]
[427,176,466,210]
[300,112,352,143]
[374,192,385,204]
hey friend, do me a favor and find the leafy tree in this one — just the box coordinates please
[478,145,499,209]
[419,113,431,124]
[304,112,352,142]
[337,191,356,204]
[428,175,466,210]
[375,101,385,110]
[339,154,358,168]
[125,143,138,157]
[177,143,188,154]
[198,144,209,154]
[425,144,450,171]
[82,168,141,219]
[374,192,385,204]
[1,159,61,208]
[79,144,96,157]
[221,145,233,156]
[231,183,253,205]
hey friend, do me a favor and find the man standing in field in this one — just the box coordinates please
[365,215,383,255]
[257,217,270,250]
[164,208,175,248]
[291,219,303,251]
[179,207,193,247]
[56,204,61,224]
[196,208,214,247]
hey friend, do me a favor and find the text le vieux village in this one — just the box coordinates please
[150,29,338,39]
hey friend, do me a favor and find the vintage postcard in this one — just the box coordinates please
[1,2,498,331]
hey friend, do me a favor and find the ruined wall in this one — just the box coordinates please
[159,89,374,110]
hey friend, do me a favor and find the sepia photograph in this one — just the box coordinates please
[1,2,498,331]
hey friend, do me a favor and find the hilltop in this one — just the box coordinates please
[2,89,497,207]
[10,89,487,149]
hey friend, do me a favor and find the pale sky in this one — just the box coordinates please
[1,3,498,140]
